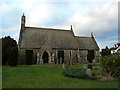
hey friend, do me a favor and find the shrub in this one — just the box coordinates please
[63,68,96,80]
[100,55,120,77]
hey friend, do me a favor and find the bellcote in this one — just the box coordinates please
[21,13,26,32]
[71,25,73,31]
[91,32,94,37]
[21,13,26,25]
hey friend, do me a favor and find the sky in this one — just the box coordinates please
[0,0,119,50]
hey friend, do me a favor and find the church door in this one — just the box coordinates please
[25,50,33,65]
[42,51,49,63]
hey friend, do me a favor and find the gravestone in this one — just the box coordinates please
[62,63,65,69]
[83,64,87,69]
[86,69,92,77]
[92,59,96,66]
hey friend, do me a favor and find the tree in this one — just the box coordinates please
[101,46,111,57]
[2,36,18,66]
[8,47,18,66]
[100,55,120,77]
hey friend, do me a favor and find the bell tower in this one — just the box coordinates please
[70,25,73,31]
[18,13,26,49]
[21,13,26,32]
[91,32,94,38]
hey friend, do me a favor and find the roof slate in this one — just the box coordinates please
[19,26,99,50]
[20,27,78,49]
[76,36,99,50]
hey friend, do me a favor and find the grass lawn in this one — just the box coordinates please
[2,65,118,88]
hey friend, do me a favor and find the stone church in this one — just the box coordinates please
[18,14,100,65]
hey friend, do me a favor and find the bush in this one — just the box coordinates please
[63,68,96,80]
[100,55,120,77]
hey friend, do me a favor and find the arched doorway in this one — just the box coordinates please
[42,51,49,63]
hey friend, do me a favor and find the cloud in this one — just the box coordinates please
[0,1,55,27]
[26,3,54,27]
[98,40,118,50]
[0,0,118,49]
[0,27,20,42]
[67,2,118,37]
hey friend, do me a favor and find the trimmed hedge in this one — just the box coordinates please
[63,68,96,80]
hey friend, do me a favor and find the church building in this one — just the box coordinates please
[18,14,100,65]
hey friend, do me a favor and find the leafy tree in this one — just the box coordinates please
[8,47,18,66]
[2,36,18,66]
[100,55,120,77]
[101,46,111,57]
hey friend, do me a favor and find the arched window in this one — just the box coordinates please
[70,50,72,57]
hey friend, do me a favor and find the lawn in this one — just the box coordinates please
[2,65,118,88]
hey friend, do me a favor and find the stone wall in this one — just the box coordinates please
[18,48,99,65]
[18,49,26,64]
[18,49,40,65]
[79,50,88,63]
[64,50,78,65]
[71,50,78,64]
[64,50,69,64]
[94,50,100,62]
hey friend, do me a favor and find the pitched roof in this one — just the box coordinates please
[76,36,99,50]
[19,26,79,50]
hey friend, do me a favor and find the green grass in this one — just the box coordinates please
[2,65,118,88]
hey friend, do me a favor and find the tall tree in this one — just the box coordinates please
[2,36,18,66]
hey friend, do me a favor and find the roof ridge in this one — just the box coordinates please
[76,36,91,38]
[25,26,71,32]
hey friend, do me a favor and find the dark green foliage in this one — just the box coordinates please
[101,49,106,57]
[65,63,70,70]
[25,50,33,65]
[63,68,86,78]
[8,47,18,66]
[101,46,111,57]
[2,36,18,65]
[100,55,120,77]
[63,68,96,80]
[105,46,111,55]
